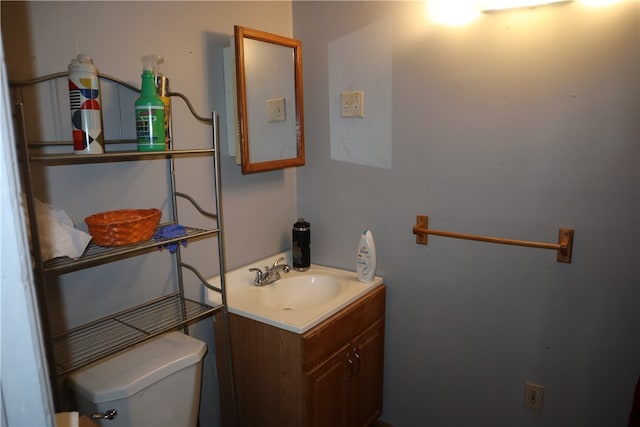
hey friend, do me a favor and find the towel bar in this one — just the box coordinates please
[412,215,574,263]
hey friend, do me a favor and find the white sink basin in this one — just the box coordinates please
[206,252,383,333]
[258,272,345,310]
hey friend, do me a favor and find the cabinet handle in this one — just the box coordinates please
[346,352,354,380]
[92,409,117,420]
[353,347,360,376]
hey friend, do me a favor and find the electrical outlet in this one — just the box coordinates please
[267,97,286,122]
[341,90,365,118]
[524,382,544,412]
[351,90,364,117]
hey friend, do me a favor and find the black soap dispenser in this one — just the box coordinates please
[292,218,310,271]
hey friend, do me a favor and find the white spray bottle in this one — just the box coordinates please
[356,229,376,282]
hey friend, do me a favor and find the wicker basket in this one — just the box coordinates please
[85,208,162,247]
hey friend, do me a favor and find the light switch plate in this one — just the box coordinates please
[267,97,286,122]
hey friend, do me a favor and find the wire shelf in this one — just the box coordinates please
[44,225,219,274]
[53,293,221,375]
[28,148,215,165]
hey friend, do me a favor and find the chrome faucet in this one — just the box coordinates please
[249,256,291,286]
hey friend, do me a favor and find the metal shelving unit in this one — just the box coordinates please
[10,73,232,410]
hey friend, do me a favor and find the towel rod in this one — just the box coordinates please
[412,215,574,263]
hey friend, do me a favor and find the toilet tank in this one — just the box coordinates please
[67,332,207,427]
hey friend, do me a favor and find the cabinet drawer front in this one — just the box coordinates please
[303,285,385,370]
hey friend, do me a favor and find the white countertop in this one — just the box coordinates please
[206,252,383,333]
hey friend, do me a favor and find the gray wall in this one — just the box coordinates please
[293,1,639,426]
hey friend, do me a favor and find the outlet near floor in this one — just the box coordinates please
[524,382,544,412]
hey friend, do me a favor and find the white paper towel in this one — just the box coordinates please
[33,198,92,260]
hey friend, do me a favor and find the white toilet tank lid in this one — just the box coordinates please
[67,332,207,403]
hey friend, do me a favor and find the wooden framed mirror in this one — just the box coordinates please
[234,25,305,174]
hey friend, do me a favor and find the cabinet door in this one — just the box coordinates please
[351,318,385,427]
[305,343,350,427]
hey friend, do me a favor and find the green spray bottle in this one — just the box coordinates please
[136,55,165,151]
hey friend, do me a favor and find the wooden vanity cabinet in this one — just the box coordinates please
[215,284,385,427]
[305,317,385,427]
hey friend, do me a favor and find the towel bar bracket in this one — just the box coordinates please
[414,215,430,245]
[557,228,574,263]
[413,215,574,263]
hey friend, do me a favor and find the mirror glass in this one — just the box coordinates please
[234,26,305,174]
